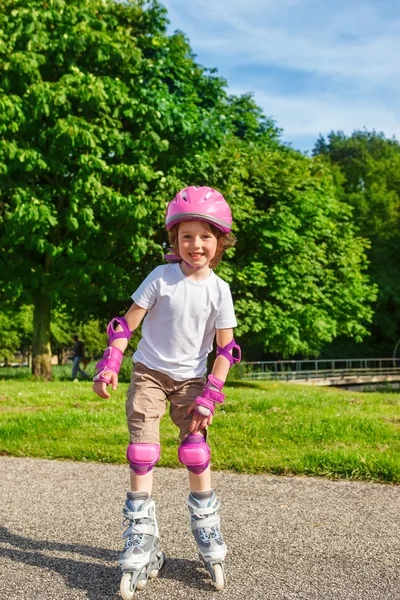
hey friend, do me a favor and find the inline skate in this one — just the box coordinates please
[187,491,227,591]
[119,492,165,598]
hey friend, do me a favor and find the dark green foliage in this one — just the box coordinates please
[213,139,376,356]
[314,130,400,357]
[0,0,377,370]
[0,0,241,375]
[0,305,33,361]
[0,0,233,315]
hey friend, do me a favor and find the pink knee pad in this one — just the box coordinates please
[126,443,160,475]
[178,434,210,474]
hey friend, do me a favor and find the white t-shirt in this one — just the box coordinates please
[131,263,237,380]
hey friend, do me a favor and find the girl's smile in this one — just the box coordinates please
[177,221,218,274]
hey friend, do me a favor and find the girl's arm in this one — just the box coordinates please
[210,328,235,382]
[92,303,147,399]
[188,328,236,434]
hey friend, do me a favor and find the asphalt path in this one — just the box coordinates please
[0,457,399,600]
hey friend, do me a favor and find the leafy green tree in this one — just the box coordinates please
[0,0,378,375]
[0,311,23,363]
[212,138,377,357]
[0,0,235,378]
[314,130,400,356]
[226,93,282,144]
[0,305,33,363]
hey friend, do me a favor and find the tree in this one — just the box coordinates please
[211,138,377,357]
[0,304,33,364]
[314,130,400,356]
[0,0,234,378]
[0,0,378,373]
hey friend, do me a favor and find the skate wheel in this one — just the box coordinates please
[136,579,147,590]
[151,550,166,578]
[120,573,135,600]
[213,563,225,591]
[149,568,159,579]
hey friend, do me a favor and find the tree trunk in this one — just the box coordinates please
[32,289,52,380]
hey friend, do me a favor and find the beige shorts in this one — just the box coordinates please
[125,363,206,444]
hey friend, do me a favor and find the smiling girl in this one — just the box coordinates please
[92,186,240,596]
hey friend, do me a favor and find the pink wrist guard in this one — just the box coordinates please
[107,317,132,345]
[195,374,225,416]
[93,346,123,385]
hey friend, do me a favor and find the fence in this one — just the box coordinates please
[239,358,400,381]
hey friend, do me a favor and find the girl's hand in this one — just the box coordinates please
[187,401,213,433]
[92,372,118,399]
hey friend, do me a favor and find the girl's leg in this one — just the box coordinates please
[119,450,163,591]
[125,364,169,495]
[187,470,227,591]
[119,365,167,593]
[189,465,211,492]
[168,379,226,586]
[130,469,153,495]
[181,435,226,589]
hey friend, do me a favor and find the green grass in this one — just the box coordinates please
[0,378,399,483]
[0,357,134,382]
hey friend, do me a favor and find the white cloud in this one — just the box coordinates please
[163,0,399,83]
[160,0,400,146]
[245,89,400,140]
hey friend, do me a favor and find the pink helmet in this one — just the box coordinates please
[165,186,232,233]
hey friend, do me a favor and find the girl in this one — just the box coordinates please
[92,186,240,597]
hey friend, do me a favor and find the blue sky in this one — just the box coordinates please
[160,0,400,152]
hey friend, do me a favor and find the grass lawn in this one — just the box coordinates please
[0,378,399,483]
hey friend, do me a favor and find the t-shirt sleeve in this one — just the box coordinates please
[131,268,160,310]
[215,286,237,329]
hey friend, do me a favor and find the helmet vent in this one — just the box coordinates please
[181,191,188,201]
[204,191,213,201]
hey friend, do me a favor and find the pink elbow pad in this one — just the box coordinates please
[107,317,132,345]
[216,339,241,366]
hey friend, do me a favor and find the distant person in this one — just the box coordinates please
[71,335,89,380]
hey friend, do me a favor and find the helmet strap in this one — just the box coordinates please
[181,259,205,272]
[164,249,206,272]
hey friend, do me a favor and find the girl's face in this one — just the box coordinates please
[177,221,218,270]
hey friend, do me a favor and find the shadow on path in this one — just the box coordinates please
[0,548,120,599]
[160,557,216,591]
[0,526,116,561]
[0,527,213,597]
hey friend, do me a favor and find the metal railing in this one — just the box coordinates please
[239,358,400,381]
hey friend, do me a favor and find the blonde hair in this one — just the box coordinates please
[168,221,236,269]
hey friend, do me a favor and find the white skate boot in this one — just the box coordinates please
[187,491,227,591]
[119,492,165,598]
